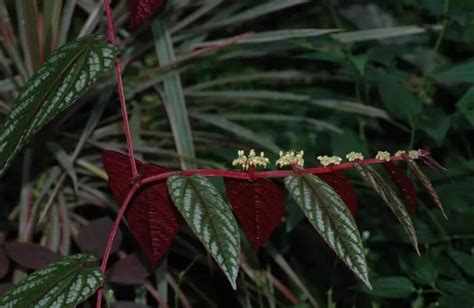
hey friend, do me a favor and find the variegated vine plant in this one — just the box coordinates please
[99,147,448,294]
[0,0,449,307]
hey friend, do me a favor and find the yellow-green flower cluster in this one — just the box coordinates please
[346,151,364,162]
[317,155,342,167]
[232,149,270,170]
[375,151,391,161]
[276,150,304,168]
[394,150,406,157]
[394,150,421,159]
[232,149,423,170]
[408,150,420,159]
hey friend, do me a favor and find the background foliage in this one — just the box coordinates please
[0,0,474,307]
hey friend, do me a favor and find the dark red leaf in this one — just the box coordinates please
[382,161,417,214]
[224,177,285,251]
[76,217,123,258]
[130,0,166,28]
[318,171,358,216]
[102,150,178,269]
[0,246,9,279]
[4,242,60,270]
[107,254,150,285]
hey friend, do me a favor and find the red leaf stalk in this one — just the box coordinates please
[103,0,138,177]
[96,182,140,308]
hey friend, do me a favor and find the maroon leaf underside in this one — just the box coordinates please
[76,217,123,258]
[224,177,285,251]
[382,162,417,214]
[4,242,60,270]
[102,150,178,269]
[108,254,150,285]
[130,0,166,28]
[318,171,358,216]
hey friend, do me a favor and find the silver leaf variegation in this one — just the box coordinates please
[0,253,103,307]
[0,35,117,177]
[167,175,240,289]
[285,173,371,289]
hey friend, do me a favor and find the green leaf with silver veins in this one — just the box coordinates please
[167,175,240,289]
[356,164,420,254]
[0,253,103,307]
[0,34,117,177]
[284,173,371,289]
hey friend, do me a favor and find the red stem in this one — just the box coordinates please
[97,1,138,307]
[103,0,138,177]
[96,183,140,308]
[140,153,416,185]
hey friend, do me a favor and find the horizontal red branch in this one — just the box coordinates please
[139,151,429,185]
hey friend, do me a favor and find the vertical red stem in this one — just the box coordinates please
[96,183,141,308]
[103,0,138,177]
[97,1,141,307]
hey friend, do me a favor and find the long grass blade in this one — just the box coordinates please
[191,113,280,153]
[58,0,77,46]
[332,26,432,43]
[152,19,196,169]
[193,29,338,48]
[188,90,390,119]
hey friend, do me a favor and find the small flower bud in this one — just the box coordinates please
[232,149,270,170]
[394,150,406,157]
[317,155,342,167]
[408,150,421,160]
[276,150,304,168]
[375,151,391,161]
[346,152,364,162]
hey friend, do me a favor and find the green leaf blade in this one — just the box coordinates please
[378,74,422,119]
[167,175,240,289]
[356,165,419,254]
[0,253,103,307]
[284,173,371,288]
[0,34,117,177]
[153,20,196,169]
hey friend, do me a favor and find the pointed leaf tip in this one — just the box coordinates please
[168,175,240,289]
[224,177,285,250]
[0,35,117,177]
[284,173,371,288]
